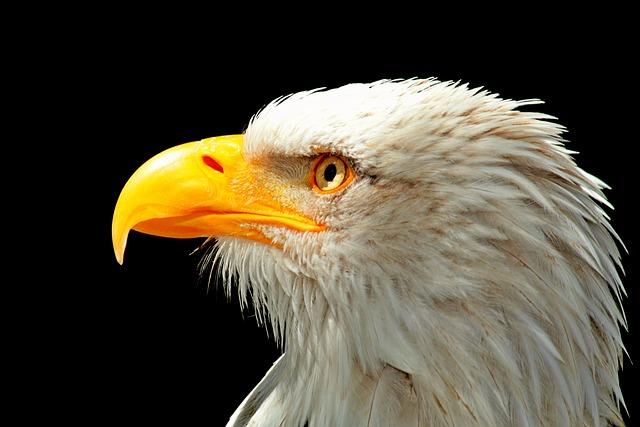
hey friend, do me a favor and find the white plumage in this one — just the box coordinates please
[124,78,626,426]
[200,79,627,427]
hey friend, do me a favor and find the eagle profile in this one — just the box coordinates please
[113,79,626,426]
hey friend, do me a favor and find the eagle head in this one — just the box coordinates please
[113,79,626,426]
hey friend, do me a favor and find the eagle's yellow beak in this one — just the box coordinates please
[112,135,324,264]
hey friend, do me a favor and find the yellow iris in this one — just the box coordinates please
[311,155,354,193]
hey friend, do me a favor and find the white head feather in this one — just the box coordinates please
[204,79,626,427]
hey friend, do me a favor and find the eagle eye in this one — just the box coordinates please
[311,154,354,193]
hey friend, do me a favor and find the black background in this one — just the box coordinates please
[37,21,638,426]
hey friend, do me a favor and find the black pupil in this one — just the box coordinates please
[323,163,338,182]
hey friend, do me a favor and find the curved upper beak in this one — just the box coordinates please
[112,135,324,264]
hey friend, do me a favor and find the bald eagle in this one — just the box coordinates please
[113,79,626,426]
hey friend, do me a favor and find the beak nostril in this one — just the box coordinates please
[203,155,224,173]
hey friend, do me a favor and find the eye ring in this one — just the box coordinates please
[310,154,355,194]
